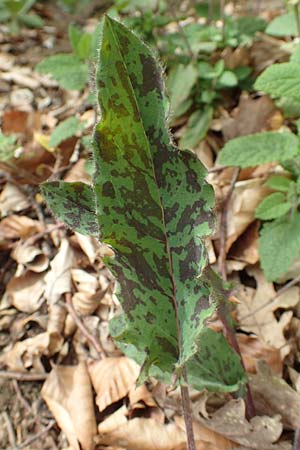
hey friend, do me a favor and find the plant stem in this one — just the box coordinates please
[181,367,197,450]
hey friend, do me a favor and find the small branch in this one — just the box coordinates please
[220,0,226,40]
[0,370,47,381]
[64,293,105,359]
[293,428,300,450]
[2,411,18,450]
[19,420,56,449]
[180,367,196,450]
[218,167,240,280]
[170,6,194,60]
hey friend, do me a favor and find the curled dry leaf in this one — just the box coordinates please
[97,414,233,450]
[237,267,299,357]
[0,183,30,216]
[74,232,101,265]
[11,243,49,273]
[88,356,140,412]
[47,303,67,335]
[71,269,100,316]
[196,398,283,449]
[0,215,43,241]
[6,271,46,313]
[45,238,76,304]
[237,334,282,376]
[0,331,62,372]
[42,363,97,450]
[129,384,157,409]
[250,362,300,430]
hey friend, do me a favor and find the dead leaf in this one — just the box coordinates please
[11,242,49,272]
[42,363,97,450]
[71,268,100,316]
[0,331,62,372]
[0,215,43,241]
[88,356,140,412]
[237,267,299,356]
[250,362,300,430]
[129,384,157,409]
[0,183,30,216]
[45,238,76,304]
[221,93,278,142]
[237,334,282,376]
[228,220,260,265]
[64,158,92,184]
[196,398,282,449]
[222,179,270,250]
[97,414,233,450]
[6,271,46,313]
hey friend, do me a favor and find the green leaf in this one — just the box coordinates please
[68,23,83,54]
[49,117,84,148]
[218,132,299,168]
[93,16,216,376]
[167,63,198,119]
[19,13,43,28]
[291,44,300,64]
[179,107,213,149]
[259,212,300,281]
[217,70,238,88]
[76,33,92,60]
[255,193,292,220]
[255,63,300,101]
[265,175,293,192]
[36,54,89,90]
[0,133,17,161]
[266,12,299,37]
[187,328,246,393]
[42,181,99,237]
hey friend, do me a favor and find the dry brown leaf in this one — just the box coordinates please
[0,183,30,216]
[45,238,76,304]
[228,220,260,265]
[11,242,49,272]
[88,356,140,412]
[237,334,282,376]
[64,158,92,184]
[129,384,157,408]
[196,399,282,449]
[0,215,43,240]
[223,179,270,250]
[250,362,300,430]
[221,93,278,142]
[6,271,46,313]
[74,232,102,264]
[42,363,97,450]
[237,267,299,356]
[97,414,233,450]
[0,331,62,372]
[71,268,100,316]
[47,303,67,335]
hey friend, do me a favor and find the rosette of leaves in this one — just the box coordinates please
[0,0,43,33]
[42,17,245,393]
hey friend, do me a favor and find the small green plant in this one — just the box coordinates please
[0,133,18,161]
[218,48,300,282]
[36,22,102,90]
[42,17,247,449]
[0,0,43,33]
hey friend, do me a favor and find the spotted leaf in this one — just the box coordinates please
[93,16,216,376]
[42,181,99,237]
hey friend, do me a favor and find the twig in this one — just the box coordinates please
[2,411,18,450]
[25,222,65,246]
[64,293,105,359]
[19,420,56,449]
[0,370,47,381]
[181,367,196,450]
[239,274,300,323]
[293,428,300,450]
[218,167,240,280]
[219,0,226,40]
[12,380,32,414]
